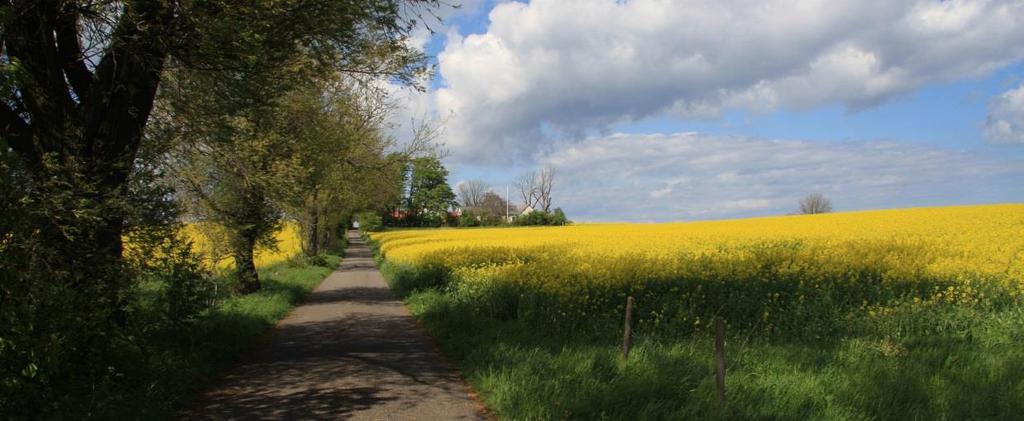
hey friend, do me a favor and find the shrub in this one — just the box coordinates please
[515,209,571,226]
[355,211,384,232]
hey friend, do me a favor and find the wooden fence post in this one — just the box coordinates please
[714,316,726,406]
[622,296,635,359]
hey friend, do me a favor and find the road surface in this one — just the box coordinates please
[186,231,485,420]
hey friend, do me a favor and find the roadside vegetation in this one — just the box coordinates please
[0,1,444,418]
[103,253,341,419]
[371,204,1024,419]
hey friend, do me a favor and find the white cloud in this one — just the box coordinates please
[537,133,1024,221]
[430,0,1024,160]
[984,82,1024,144]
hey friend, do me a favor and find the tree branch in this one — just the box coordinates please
[56,12,94,104]
[0,101,38,167]
[4,3,75,140]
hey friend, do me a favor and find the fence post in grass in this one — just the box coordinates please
[714,316,726,406]
[622,296,635,359]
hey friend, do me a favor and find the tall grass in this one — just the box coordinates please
[385,260,1024,420]
[91,256,340,419]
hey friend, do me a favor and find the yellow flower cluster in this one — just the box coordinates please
[181,221,302,270]
[374,204,1022,280]
[372,204,1023,335]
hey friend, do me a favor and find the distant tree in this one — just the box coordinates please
[275,81,398,258]
[799,193,833,215]
[515,208,571,226]
[457,180,490,208]
[537,167,555,212]
[515,166,556,211]
[479,191,511,221]
[407,157,456,226]
[550,208,570,226]
[516,171,540,210]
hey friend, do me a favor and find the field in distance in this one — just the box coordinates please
[371,204,1024,420]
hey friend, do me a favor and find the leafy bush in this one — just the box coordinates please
[355,211,384,232]
[458,209,505,227]
[458,211,483,227]
[549,208,569,226]
[515,209,571,226]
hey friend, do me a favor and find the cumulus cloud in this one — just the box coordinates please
[984,82,1024,144]
[431,0,1024,160]
[537,133,1024,221]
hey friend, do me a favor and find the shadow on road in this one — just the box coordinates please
[186,233,481,420]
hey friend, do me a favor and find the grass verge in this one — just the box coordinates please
[99,255,341,419]
[377,257,1024,420]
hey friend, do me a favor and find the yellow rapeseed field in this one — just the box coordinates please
[374,204,1023,279]
[372,204,1024,335]
[181,221,302,270]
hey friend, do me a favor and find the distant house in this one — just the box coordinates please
[520,205,534,215]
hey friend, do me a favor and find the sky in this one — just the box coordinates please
[389,0,1024,222]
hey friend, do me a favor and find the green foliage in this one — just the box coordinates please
[403,293,1024,420]
[379,260,452,298]
[0,135,198,417]
[459,209,506,227]
[103,256,338,419]
[457,210,483,227]
[374,240,1024,420]
[550,208,569,226]
[407,157,456,227]
[260,83,398,258]
[128,237,217,329]
[1,0,440,415]
[356,211,385,232]
[515,208,572,226]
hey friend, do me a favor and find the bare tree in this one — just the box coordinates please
[537,166,555,212]
[457,180,490,208]
[516,171,541,210]
[799,193,833,214]
[516,167,556,212]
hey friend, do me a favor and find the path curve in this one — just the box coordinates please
[186,231,485,420]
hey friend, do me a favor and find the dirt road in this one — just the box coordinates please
[186,231,485,420]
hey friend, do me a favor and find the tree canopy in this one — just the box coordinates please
[0,0,441,416]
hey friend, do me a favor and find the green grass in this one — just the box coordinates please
[380,259,1024,420]
[96,255,341,419]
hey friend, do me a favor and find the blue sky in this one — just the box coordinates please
[394,0,1024,221]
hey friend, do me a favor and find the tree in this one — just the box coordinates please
[516,171,540,210]
[480,191,510,221]
[164,96,296,294]
[0,1,439,409]
[537,166,555,212]
[457,180,490,208]
[515,166,556,211]
[799,193,833,215]
[0,0,435,285]
[407,157,456,226]
[275,81,398,258]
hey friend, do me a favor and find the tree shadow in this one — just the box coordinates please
[185,257,482,420]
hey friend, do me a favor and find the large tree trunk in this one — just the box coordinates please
[301,188,321,257]
[2,1,171,324]
[232,231,261,294]
[305,212,320,257]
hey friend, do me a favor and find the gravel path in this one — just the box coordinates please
[186,231,485,420]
